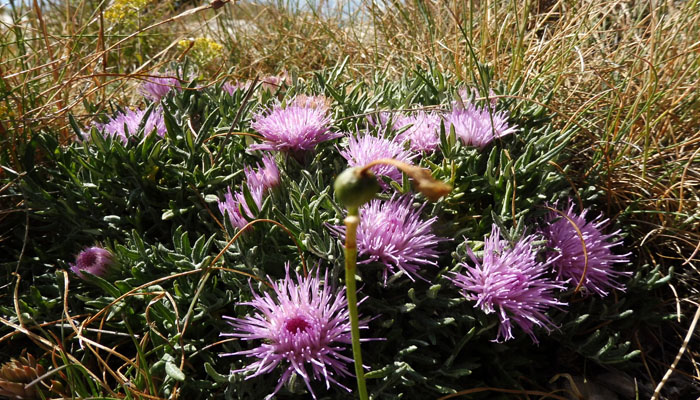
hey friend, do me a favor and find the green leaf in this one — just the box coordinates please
[165,361,185,382]
[162,104,182,139]
[185,120,196,154]
[197,107,220,146]
[80,272,121,298]
[204,362,228,383]
[68,114,83,139]
[365,364,394,379]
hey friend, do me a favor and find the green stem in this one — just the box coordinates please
[344,206,368,400]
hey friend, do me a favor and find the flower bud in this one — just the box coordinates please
[70,246,115,279]
[334,167,380,209]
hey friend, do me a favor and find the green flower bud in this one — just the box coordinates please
[334,167,380,209]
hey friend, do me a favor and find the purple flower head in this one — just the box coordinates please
[96,107,166,143]
[250,103,340,153]
[454,87,498,109]
[330,195,445,284]
[218,155,280,229]
[339,133,417,189]
[260,72,290,92]
[223,80,252,95]
[444,103,517,149]
[244,153,280,193]
[140,75,181,102]
[221,264,364,399]
[450,225,566,343]
[366,111,395,129]
[218,184,264,230]
[70,246,115,279]
[393,111,442,153]
[542,202,631,297]
[290,95,332,114]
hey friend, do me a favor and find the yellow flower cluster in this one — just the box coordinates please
[104,0,152,23]
[177,37,224,66]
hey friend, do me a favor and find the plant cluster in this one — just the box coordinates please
[0,62,682,399]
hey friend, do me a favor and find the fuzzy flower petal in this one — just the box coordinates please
[366,111,395,129]
[393,111,442,153]
[450,225,566,343]
[444,103,517,149]
[339,133,417,188]
[221,264,364,399]
[250,103,340,153]
[291,94,332,114]
[223,80,252,95]
[542,202,631,297]
[217,186,262,229]
[96,108,166,143]
[453,87,498,109]
[218,155,280,229]
[260,72,290,92]
[244,153,281,193]
[140,76,181,102]
[331,195,445,284]
[70,247,115,279]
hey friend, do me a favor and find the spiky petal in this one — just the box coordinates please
[339,133,417,189]
[218,155,280,229]
[291,94,332,114]
[140,75,181,102]
[450,225,566,343]
[217,186,263,229]
[542,202,631,296]
[244,154,280,193]
[221,264,364,399]
[250,103,340,153]
[96,108,166,143]
[366,111,395,129]
[453,87,498,109]
[223,80,252,95]
[393,112,442,153]
[70,246,115,279]
[444,103,517,149]
[331,195,445,284]
[260,72,290,92]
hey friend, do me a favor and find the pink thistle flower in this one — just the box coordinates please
[330,195,445,284]
[221,264,364,399]
[70,246,115,279]
[366,111,395,129]
[218,155,280,229]
[223,73,288,95]
[290,94,332,114]
[217,186,263,229]
[450,225,566,343]
[393,111,442,153]
[260,71,290,92]
[542,202,631,297]
[244,153,280,192]
[140,75,181,102]
[96,108,166,143]
[444,103,517,149]
[339,133,417,189]
[222,80,252,95]
[454,87,498,109]
[250,103,340,153]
